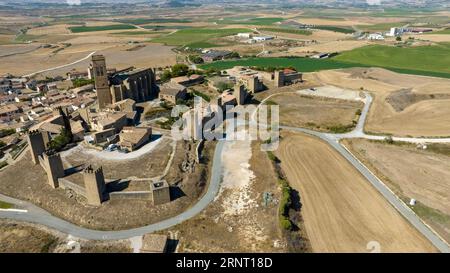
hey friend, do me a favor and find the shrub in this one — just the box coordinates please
[267,151,278,162]
[280,217,293,231]
[189,55,204,64]
[385,136,394,144]
[72,78,94,88]
[192,90,210,102]
[171,64,189,77]
[0,161,8,169]
[47,128,71,151]
[216,81,233,92]
[0,128,15,137]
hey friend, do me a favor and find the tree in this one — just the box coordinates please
[189,55,204,64]
[396,36,402,41]
[224,51,240,59]
[47,128,71,151]
[160,70,172,82]
[216,81,233,92]
[385,136,394,144]
[171,64,189,77]
[72,78,94,88]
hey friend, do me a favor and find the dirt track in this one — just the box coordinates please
[276,132,437,253]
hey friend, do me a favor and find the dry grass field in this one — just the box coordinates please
[343,138,450,243]
[0,18,177,76]
[288,40,370,54]
[0,220,132,253]
[306,68,450,137]
[269,93,363,132]
[0,42,176,77]
[275,132,437,253]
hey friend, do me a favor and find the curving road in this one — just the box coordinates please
[0,140,225,240]
[1,88,449,252]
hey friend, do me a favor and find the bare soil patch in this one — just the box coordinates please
[165,141,288,253]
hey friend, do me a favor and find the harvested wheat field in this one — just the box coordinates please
[289,40,370,54]
[306,68,450,137]
[276,132,437,253]
[269,92,362,131]
[343,138,450,243]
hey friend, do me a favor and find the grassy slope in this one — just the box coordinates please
[151,28,251,47]
[0,200,12,209]
[334,44,450,76]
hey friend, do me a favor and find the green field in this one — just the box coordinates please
[200,48,450,79]
[199,57,360,72]
[116,18,192,25]
[151,28,251,48]
[142,25,193,30]
[258,27,312,36]
[0,200,12,209]
[429,28,450,34]
[69,24,137,33]
[313,26,354,34]
[334,44,450,77]
[357,22,408,32]
[111,31,169,35]
[216,17,284,26]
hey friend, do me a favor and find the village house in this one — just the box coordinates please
[159,82,187,104]
[118,126,152,151]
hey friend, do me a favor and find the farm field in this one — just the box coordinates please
[333,44,450,77]
[288,40,370,55]
[268,93,363,133]
[115,18,192,25]
[258,27,312,36]
[343,139,450,243]
[0,43,176,77]
[215,17,285,26]
[429,28,450,35]
[69,24,137,33]
[151,27,251,48]
[200,57,361,72]
[307,68,450,137]
[313,26,355,34]
[276,132,437,253]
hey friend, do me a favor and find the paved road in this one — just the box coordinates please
[1,87,449,251]
[0,140,225,240]
[280,126,450,253]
